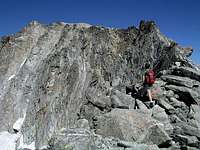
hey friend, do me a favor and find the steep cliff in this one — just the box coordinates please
[0,20,199,150]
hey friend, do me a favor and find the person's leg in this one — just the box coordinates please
[140,84,147,98]
[134,98,138,109]
[147,89,153,102]
[147,89,154,108]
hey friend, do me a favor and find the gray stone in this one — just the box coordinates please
[94,108,171,146]
[164,90,175,98]
[168,97,185,108]
[48,128,117,150]
[125,144,159,150]
[109,148,124,150]
[117,141,160,150]
[117,141,137,148]
[89,95,112,110]
[135,99,149,111]
[165,85,199,105]
[0,20,200,149]
[111,95,129,109]
[152,105,173,134]
[112,76,122,87]
[181,146,199,150]
[111,90,134,109]
[175,122,200,139]
[175,134,200,148]
[95,109,154,141]
[172,67,200,82]
[138,124,171,147]
[169,115,182,124]
[79,104,103,128]
[76,119,90,130]
[191,105,200,124]
[161,75,199,88]
[157,99,176,114]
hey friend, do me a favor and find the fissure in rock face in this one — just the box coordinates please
[0,20,200,150]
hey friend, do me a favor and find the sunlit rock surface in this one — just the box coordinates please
[0,20,199,149]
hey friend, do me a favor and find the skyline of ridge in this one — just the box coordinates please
[0,0,199,64]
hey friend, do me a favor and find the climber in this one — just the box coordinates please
[126,62,156,108]
[139,62,156,107]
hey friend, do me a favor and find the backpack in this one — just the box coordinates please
[145,69,156,85]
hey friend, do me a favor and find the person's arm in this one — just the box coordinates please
[142,74,145,82]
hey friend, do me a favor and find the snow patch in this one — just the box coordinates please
[13,111,26,131]
[8,74,15,81]
[40,145,48,149]
[15,36,26,41]
[18,134,35,150]
[60,22,91,28]
[13,118,24,131]
[20,58,27,69]
[0,131,20,150]
[67,133,88,137]
[59,22,67,25]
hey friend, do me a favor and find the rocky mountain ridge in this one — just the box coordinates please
[0,20,199,150]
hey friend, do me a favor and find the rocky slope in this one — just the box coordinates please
[0,20,199,150]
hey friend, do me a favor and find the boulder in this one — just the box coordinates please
[174,122,200,139]
[124,144,159,150]
[191,105,200,128]
[47,128,159,150]
[79,104,102,128]
[94,109,171,146]
[161,75,199,88]
[157,99,176,114]
[164,90,175,98]
[181,146,199,150]
[88,96,112,110]
[175,134,200,148]
[165,85,199,105]
[76,119,90,130]
[152,105,173,134]
[110,90,134,109]
[135,99,149,111]
[48,128,116,150]
[172,67,200,82]
[138,124,171,147]
[168,97,185,108]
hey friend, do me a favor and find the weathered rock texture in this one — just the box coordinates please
[0,20,199,150]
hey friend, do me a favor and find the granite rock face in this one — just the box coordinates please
[0,20,199,150]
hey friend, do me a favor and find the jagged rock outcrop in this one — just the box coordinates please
[0,20,199,150]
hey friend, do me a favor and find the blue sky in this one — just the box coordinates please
[0,0,199,64]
